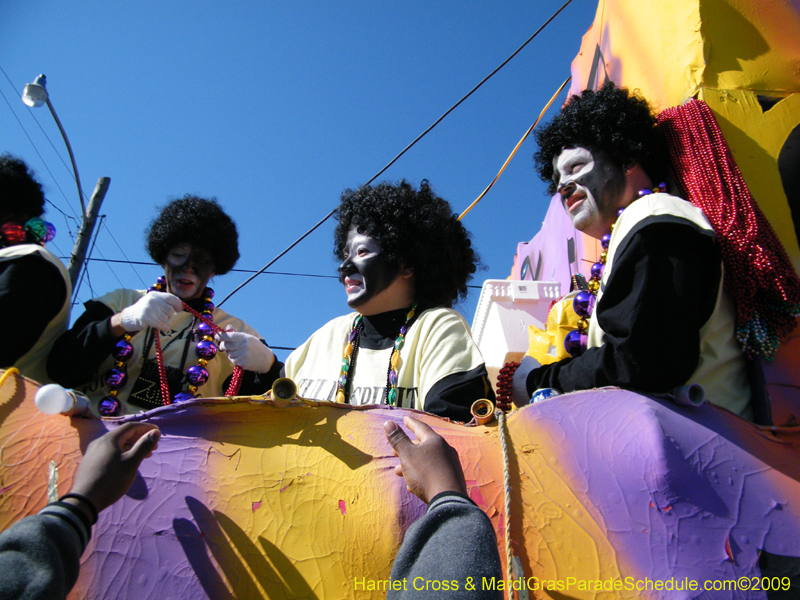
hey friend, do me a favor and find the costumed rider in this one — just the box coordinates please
[514,83,765,420]
[284,179,494,422]
[0,154,70,384]
[48,195,282,416]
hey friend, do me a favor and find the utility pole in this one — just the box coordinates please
[22,75,111,295]
[68,177,110,290]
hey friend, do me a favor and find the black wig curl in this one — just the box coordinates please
[333,180,480,309]
[146,195,240,275]
[0,154,45,220]
[533,82,670,195]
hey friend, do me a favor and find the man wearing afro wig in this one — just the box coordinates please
[284,180,494,422]
[48,195,282,416]
[513,83,753,420]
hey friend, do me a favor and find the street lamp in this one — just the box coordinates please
[22,74,110,292]
[22,75,86,216]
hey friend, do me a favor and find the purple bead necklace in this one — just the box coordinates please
[98,278,218,416]
[564,183,666,357]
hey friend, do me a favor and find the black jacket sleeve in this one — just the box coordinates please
[0,254,67,367]
[527,219,721,395]
[47,300,119,387]
[425,366,496,423]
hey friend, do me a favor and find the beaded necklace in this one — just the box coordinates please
[564,183,666,358]
[98,278,221,416]
[0,217,56,248]
[658,100,800,359]
[337,302,418,406]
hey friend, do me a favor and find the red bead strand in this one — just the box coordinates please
[151,301,245,399]
[152,330,172,406]
[658,100,800,359]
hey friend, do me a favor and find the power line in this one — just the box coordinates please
[98,218,147,287]
[216,0,575,307]
[0,65,88,208]
[0,66,81,243]
[83,259,97,298]
[0,68,75,212]
[0,85,76,218]
[81,237,127,294]
[54,256,484,289]
[70,256,336,277]
[0,67,138,307]
[48,238,65,258]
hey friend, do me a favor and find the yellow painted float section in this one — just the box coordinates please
[568,0,800,272]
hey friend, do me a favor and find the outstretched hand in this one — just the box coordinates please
[384,417,466,504]
[70,423,161,513]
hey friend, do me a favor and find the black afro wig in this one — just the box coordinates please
[534,82,670,195]
[146,195,239,275]
[334,179,480,309]
[0,154,45,221]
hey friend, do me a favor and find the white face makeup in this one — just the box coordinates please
[163,243,215,301]
[553,147,626,239]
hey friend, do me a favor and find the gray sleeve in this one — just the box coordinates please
[388,493,503,599]
[0,508,88,600]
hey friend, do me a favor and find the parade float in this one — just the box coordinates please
[2,0,800,598]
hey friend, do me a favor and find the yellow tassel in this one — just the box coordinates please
[0,367,20,391]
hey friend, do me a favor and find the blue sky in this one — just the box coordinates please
[1,0,595,360]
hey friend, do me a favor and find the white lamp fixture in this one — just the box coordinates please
[22,74,49,108]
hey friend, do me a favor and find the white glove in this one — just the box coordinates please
[511,355,541,407]
[119,292,183,332]
[216,327,275,373]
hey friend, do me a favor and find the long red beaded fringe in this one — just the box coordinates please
[657,100,800,359]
